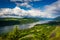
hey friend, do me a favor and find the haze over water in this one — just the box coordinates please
[0,20,51,33]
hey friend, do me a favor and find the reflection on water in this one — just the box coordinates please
[0,20,51,33]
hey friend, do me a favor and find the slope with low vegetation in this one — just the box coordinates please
[0,21,60,40]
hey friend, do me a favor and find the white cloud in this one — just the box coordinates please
[10,0,41,2]
[0,6,54,18]
[11,0,41,8]
[0,0,60,18]
[0,7,27,17]
[16,2,32,8]
[44,0,60,17]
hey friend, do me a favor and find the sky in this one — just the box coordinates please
[0,0,60,18]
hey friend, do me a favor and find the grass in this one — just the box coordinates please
[0,21,60,40]
[49,25,60,40]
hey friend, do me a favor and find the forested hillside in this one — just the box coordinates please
[0,18,39,26]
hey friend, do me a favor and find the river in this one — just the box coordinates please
[0,20,52,33]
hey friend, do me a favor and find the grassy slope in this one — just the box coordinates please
[0,21,60,40]
[49,26,60,40]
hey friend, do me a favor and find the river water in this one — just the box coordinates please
[0,20,51,33]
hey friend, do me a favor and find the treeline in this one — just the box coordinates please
[0,18,39,27]
[0,21,20,26]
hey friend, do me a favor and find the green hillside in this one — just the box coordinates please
[0,18,39,26]
[54,16,60,21]
[0,21,60,40]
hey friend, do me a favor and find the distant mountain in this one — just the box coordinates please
[54,16,60,21]
[0,14,54,21]
[23,16,53,21]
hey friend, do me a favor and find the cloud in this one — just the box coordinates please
[0,0,60,18]
[16,2,32,8]
[10,0,41,8]
[44,0,60,17]
[0,6,54,18]
[0,7,27,18]
[10,0,41,2]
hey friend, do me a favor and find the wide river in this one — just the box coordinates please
[0,20,52,33]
